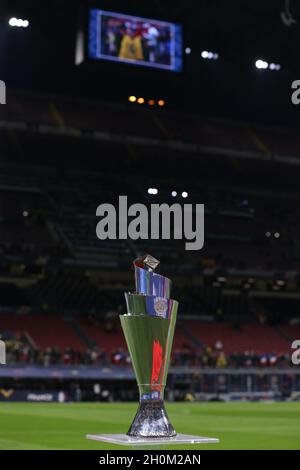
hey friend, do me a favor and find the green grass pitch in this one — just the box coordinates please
[0,402,299,450]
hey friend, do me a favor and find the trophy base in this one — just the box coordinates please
[86,433,220,448]
[127,400,176,438]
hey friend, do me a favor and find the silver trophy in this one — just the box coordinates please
[87,255,219,447]
[120,254,178,437]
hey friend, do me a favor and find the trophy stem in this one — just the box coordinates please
[127,397,176,438]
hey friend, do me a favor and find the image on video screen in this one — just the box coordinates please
[88,9,183,72]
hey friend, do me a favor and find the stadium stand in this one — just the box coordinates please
[1,93,300,383]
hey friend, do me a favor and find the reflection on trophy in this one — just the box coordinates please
[120,254,178,437]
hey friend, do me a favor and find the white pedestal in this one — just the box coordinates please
[86,433,219,449]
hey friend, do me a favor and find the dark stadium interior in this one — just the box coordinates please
[1,0,300,404]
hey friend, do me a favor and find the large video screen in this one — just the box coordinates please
[88,9,183,72]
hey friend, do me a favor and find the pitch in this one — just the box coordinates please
[0,402,299,450]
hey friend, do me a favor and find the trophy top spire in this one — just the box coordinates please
[133,254,171,298]
[133,254,160,272]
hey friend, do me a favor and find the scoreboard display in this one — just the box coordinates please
[83,8,183,72]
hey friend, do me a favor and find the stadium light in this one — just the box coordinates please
[201,50,218,60]
[9,17,29,28]
[182,191,188,198]
[269,62,281,71]
[148,187,158,195]
[255,59,268,69]
[265,231,271,237]
[9,17,17,26]
[148,99,155,106]
[274,231,280,238]
[137,97,144,104]
[255,59,281,71]
[157,99,165,107]
[171,191,177,197]
[185,47,192,55]
[128,95,136,103]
